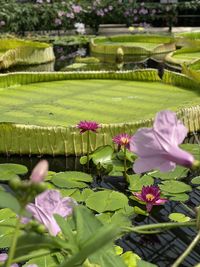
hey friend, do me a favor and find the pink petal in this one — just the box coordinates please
[163,146,194,168]
[153,111,188,146]
[157,160,176,172]
[130,128,162,157]
[133,157,168,173]
[154,198,167,205]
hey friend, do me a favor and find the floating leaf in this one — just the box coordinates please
[121,251,140,267]
[91,146,114,165]
[51,171,93,189]
[169,213,191,222]
[85,190,129,213]
[167,193,189,202]
[191,176,200,185]
[60,188,93,202]
[159,181,192,194]
[0,163,28,175]
[128,174,154,192]
[152,166,187,180]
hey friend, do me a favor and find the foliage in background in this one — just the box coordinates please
[0,0,200,34]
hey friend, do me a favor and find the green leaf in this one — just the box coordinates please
[168,193,189,202]
[128,174,154,192]
[121,251,140,267]
[22,254,59,267]
[181,144,200,159]
[191,176,200,185]
[152,166,187,180]
[91,146,114,165]
[159,181,192,194]
[15,233,59,259]
[51,171,93,189]
[0,163,28,175]
[0,191,21,213]
[85,190,129,213]
[60,188,94,202]
[137,260,158,267]
[169,213,191,222]
[80,156,88,165]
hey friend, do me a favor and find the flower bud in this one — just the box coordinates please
[9,176,22,190]
[30,160,48,183]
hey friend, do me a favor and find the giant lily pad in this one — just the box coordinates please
[0,38,55,70]
[90,35,175,55]
[0,70,199,155]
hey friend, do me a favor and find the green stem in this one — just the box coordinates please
[196,206,200,229]
[171,230,200,267]
[6,210,23,267]
[123,146,127,181]
[13,250,51,264]
[123,220,196,234]
[180,202,196,216]
[87,131,90,171]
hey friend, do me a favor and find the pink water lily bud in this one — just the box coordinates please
[26,190,77,236]
[134,185,167,212]
[30,160,49,183]
[130,110,194,173]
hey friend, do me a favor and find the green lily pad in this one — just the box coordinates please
[0,163,28,181]
[91,146,114,165]
[169,212,191,222]
[191,176,200,185]
[159,180,192,194]
[167,193,189,202]
[128,174,154,192]
[152,166,187,180]
[85,190,129,213]
[51,171,93,189]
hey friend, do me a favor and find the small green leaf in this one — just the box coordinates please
[169,212,191,222]
[85,190,129,213]
[128,174,154,191]
[80,156,88,165]
[0,163,28,175]
[160,181,192,194]
[51,171,93,189]
[91,145,114,165]
[152,166,187,180]
[191,176,200,185]
[121,251,140,267]
[167,193,189,202]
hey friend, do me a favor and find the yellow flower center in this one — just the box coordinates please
[146,193,155,201]
[121,137,129,145]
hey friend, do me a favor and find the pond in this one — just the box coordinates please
[0,36,200,267]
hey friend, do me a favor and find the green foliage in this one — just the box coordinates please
[85,189,129,213]
[159,180,192,194]
[128,174,154,192]
[169,213,191,223]
[0,191,21,213]
[151,166,188,180]
[51,171,93,189]
[0,163,28,181]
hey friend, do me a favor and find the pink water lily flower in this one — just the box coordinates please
[113,133,131,148]
[0,253,18,267]
[130,110,194,173]
[77,120,100,134]
[26,190,77,236]
[134,185,167,212]
[30,160,49,183]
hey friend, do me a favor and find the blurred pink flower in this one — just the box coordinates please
[30,160,48,183]
[113,133,131,148]
[0,253,18,267]
[134,185,167,212]
[130,110,194,173]
[77,121,100,134]
[72,4,82,13]
[26,190,76,236]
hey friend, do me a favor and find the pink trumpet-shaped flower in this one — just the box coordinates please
[134,185,167,212]
[26,190,77,236]
[77,120,100,134]
[113,133,131,148]
[30,160,49,183]
[130,110,194,173]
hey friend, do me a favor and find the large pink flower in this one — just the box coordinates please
[77,120,100,134]
[134,185,167,212]
[130,110,194,173]
[26,190,76,236]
